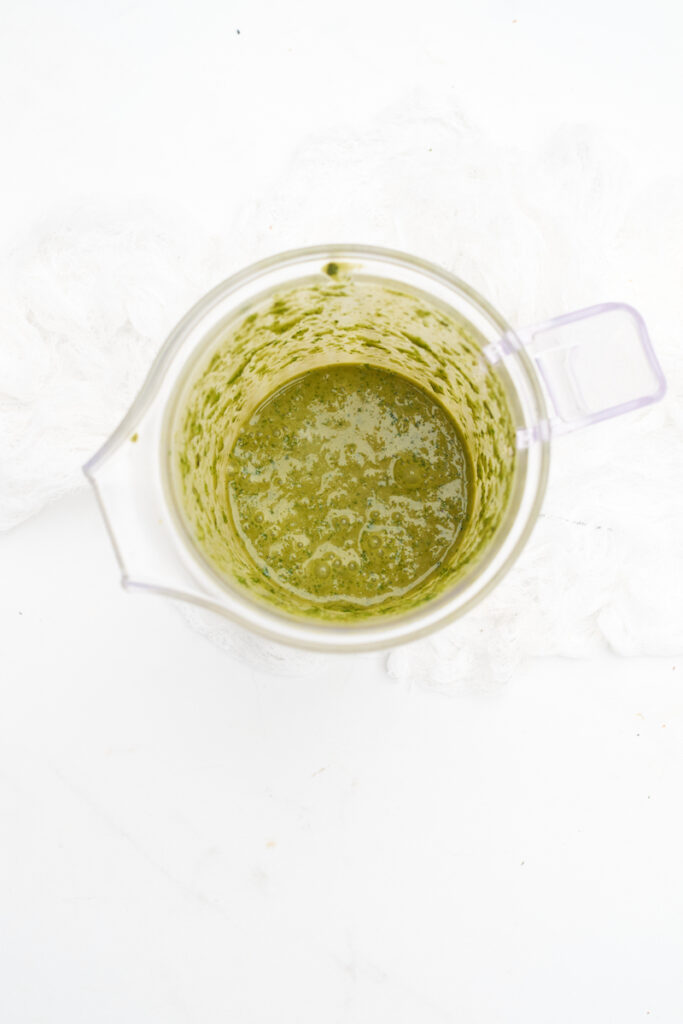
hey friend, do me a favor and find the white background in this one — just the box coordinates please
[2,1,683,1021]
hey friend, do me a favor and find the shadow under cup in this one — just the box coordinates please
[166,265,532,625]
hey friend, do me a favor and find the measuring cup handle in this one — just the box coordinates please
[508,303,666,439]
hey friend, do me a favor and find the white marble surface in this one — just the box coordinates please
[3,493,683,1022]
[2,1,683,1021]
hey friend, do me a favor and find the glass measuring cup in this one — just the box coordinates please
[84,246,666,651]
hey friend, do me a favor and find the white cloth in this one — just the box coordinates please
[2,95,681,682]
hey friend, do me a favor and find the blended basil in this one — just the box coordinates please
[169,275,516,621]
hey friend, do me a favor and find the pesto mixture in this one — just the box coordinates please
[169,273,516,621]
[229,364,471,608]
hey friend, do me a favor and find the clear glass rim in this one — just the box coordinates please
[85,244,551,652]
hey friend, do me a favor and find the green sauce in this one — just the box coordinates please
[169,275,516,621]
[229,364,471,609]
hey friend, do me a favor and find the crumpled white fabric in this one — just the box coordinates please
[0,203,229,530]
[2,93,681,683]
